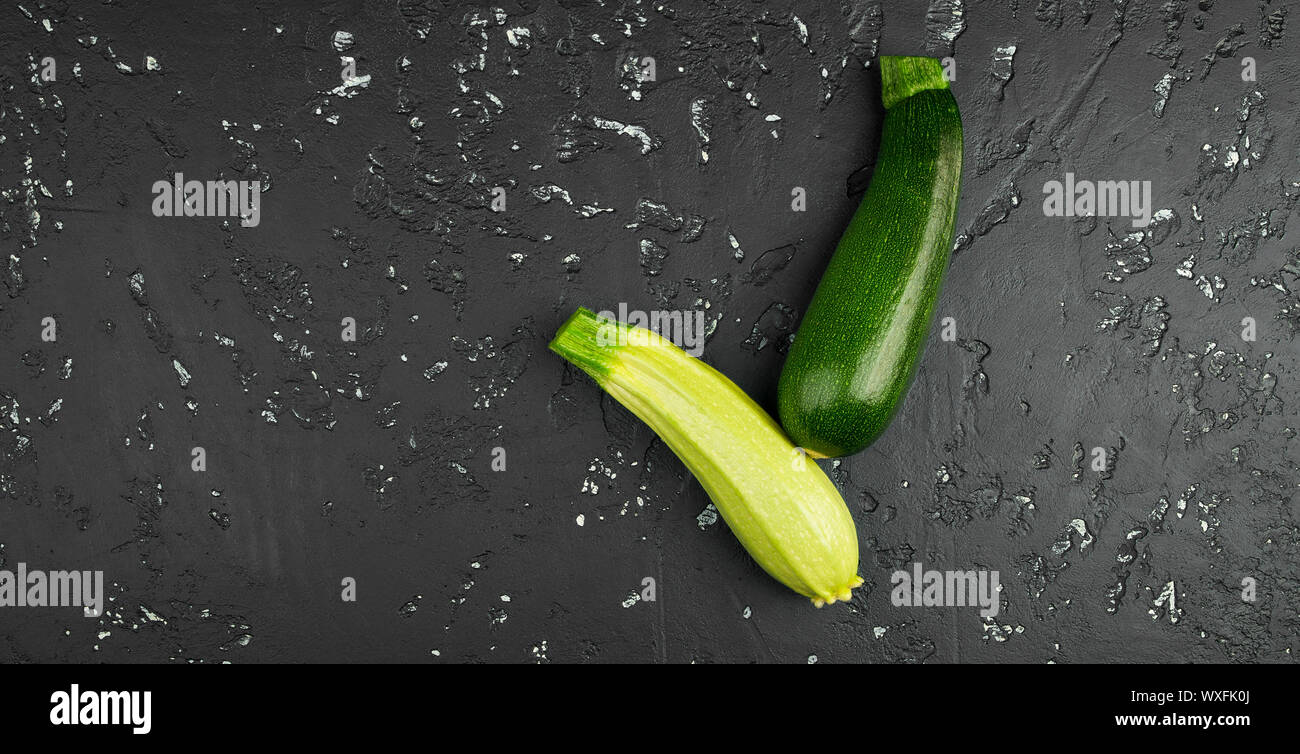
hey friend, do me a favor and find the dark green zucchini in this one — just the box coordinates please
[777,56,963,458]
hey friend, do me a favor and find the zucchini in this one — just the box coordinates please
[778,56,964,458]
[550,308,862,606]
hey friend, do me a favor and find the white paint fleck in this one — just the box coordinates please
[332,31,355,52]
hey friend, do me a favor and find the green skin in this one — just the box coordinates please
[778,56,964,459]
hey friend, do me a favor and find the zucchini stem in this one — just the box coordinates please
[879,55,950,110]
[549,308,624,383]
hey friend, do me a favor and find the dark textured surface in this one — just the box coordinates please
[1,0,1297,663]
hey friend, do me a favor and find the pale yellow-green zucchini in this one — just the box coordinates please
[549,307,863,606]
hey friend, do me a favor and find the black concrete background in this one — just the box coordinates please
[0,0,1296,663]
